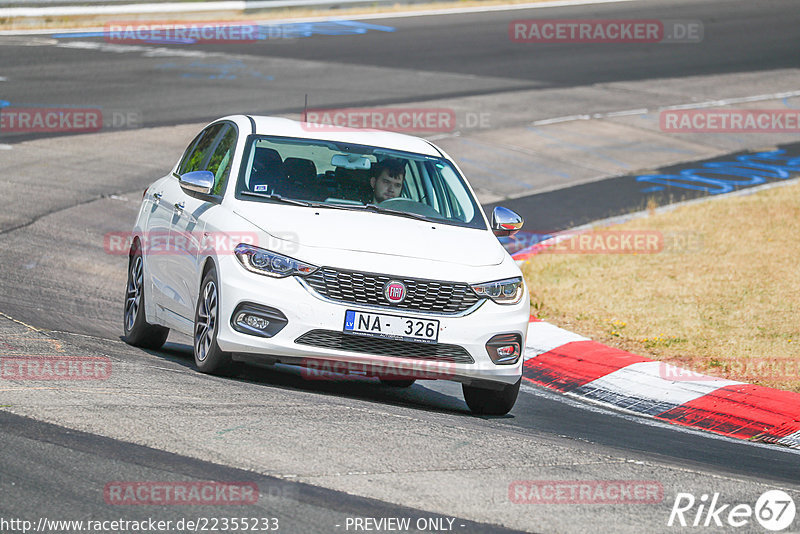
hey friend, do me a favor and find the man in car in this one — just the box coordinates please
[369,158,406,204]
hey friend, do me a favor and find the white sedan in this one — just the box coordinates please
[124,115,529,415]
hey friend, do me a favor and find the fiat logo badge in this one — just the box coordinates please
[383,280,406,304]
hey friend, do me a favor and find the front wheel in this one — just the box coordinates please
[123,245,169,349]
[194,267,233,374]
[462,378,520,416]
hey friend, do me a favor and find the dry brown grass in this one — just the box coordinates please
[521,180,800,392]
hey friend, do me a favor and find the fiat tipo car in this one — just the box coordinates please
[124,115,529,414]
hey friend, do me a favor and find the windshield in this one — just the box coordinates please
[234,135,486,230]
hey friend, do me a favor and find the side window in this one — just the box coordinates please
[177,123,225,175]
[206,125,237,195]
[176,133,203,175]
[437,163,475,222]
[403,161,423,201]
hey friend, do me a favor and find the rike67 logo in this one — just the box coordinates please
[668,490,796,531]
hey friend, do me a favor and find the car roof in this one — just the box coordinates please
[237,115,443,158]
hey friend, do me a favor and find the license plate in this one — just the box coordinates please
[343,310,439,344]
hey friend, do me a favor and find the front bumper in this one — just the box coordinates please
[214,255,528,386]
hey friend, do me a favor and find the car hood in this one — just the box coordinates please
[233,203,505,267]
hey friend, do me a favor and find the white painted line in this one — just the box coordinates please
[604,108,648,117]
[578,361,741,407]
[55,40,215,58]
[778,431,800,448]
[524,320,589,359]
[0,0,640,30]
[0,144,12,150]
[531,114,590,126]
[531,89,800,127]
[660,90,800,111]
[0,76,6,82]
[426,132,460,141]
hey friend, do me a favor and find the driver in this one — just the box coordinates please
[369,158,405,204]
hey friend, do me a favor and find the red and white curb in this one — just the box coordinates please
[523,317,800,448]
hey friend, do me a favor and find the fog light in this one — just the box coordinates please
[230,303,288,338]
[238,313,270,331]
[486,333,522,365]
[496,345,517,357]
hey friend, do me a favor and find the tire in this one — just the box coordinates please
[379,378,416,388]
[123,244,169,350]
[462,378,521,416]
[193,266,233,374]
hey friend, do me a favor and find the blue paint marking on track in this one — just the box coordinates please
[51,32,105,38]
[51,20,395,43]
[783,97,800,109]
[636,149,800,195]
[485,142,800,235]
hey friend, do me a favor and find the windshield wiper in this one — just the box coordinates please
[241,194,435,222]
[362,204,433,222]
[306,201,354,211]
[241,191,311,206]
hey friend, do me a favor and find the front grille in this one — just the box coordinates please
[294,330,475,363]
[304,267,481,314]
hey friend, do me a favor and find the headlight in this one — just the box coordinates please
[234,244,317,278]
[471,277,524,305]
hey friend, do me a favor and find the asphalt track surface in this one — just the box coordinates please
[1,410,522,533]
[1,0,798,133]
[2,0,800,532]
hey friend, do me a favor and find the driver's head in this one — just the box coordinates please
[370,158,405,203]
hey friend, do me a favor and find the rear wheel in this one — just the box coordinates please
[123,245,169,349]
[194,267,233,374]
[462,378,520,416]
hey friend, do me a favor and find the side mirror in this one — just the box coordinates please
[178,170,215,195]
[491,206,524,237]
